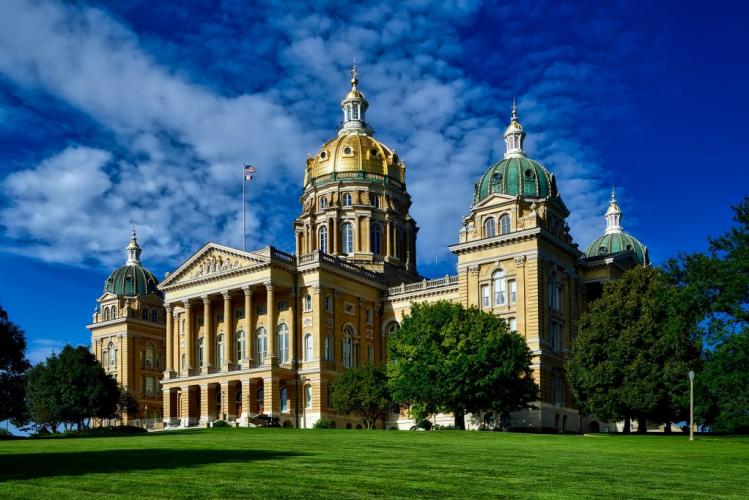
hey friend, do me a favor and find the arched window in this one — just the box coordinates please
[110,306,116,320]
[342,193,352,207]
[257,387,264,413]
[198,337,205,367]
[151,309,158,323]
[141,306,149,321]
[371,194,380,208]
[342,326,354,368]
[352,103,360,120]
[104,307,110,321]
[319,196,328,209]
[324,294,333,312]
[304,294,312,311]
[277,324,289,364]
[108,341,116,368]
[216,333,225,367]
[324,334,333,361]
[484,217,496,238]
[367,344,374,363]
[280,386,289,413]
[236,330,246,362]
[318,226,328,253]
[370,223,382,255]
[493,270,506,306]
[146,342,155,369]
[342,222,354,254]
[304,333,313,361]
[499,214,511,235]
[181,353,185,370]
[305,385,313,409]
[255,327,267,364]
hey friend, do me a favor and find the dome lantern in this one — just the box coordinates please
[503,98,526,158]
[604,187,623,235]
[126,226,142,265]
[339,62,372,136]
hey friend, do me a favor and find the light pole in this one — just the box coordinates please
[688,370,695,441]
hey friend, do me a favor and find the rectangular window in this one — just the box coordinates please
[547,278,554,310]
[481,285,490,308]
[216,312,224,323]
[509,318,517,332]
[235,308,245,319]
[344,302,355,315]
[325,295,333,313]
[366,307,373,325]
[556,286,563,311]
[509,280,517,304]
[197,316,204,327]
[495,277,506,306]
[278,301,289,312]
[256,304,266,316]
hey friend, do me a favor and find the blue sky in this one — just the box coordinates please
[0,0,747,364]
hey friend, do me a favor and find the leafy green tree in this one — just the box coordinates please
[26,346,120,431]
[331,364,392,429]
[696,329,749,432]
[568,266,701,432]
[387,301,538,429]
[115,388,140,425]
[0,305,31,425]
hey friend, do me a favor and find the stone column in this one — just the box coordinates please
[266,281,276,362]
[358,298,367,366]
[220,381,230,420]
[240,377,251,426]
[118,334,124,384]
[243,286,254,366]
[165,304,173,375]
[163,388,171,425]
[332,218,338,254]
[223,291,233,369]
[385,220,392,257]
[184,302,193,373]
[200,384,209,426]
[311,285,322,360]
[202,295,213,373]
[289,288,297,366]
[264,376,279,418]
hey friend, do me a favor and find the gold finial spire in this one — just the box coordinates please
[611,185,617,202]
[512,97,518,121]
[351,59,359,88]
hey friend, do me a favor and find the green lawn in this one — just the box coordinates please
[0,429,747,499]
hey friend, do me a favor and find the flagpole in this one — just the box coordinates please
[242,165,246,251]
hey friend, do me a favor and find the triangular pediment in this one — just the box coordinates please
[97,291,118,302]
[159,242,269,289]
[473,192,518,210]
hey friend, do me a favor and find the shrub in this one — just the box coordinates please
[212,420,230,428]
[313,418,332,429]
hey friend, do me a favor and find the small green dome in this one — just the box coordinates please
[104,264,160,297]
[473,156,557,205]
[585,232,648,265]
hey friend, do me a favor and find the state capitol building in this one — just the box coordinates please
[86,67,648,432]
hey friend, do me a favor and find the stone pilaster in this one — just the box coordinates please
[165,304,173,375]
[265,281,276,364]
[202,295,213,373]
[223,291,233,370]
[243,286,253,367]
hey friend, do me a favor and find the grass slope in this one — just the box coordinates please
[0,429,747,499]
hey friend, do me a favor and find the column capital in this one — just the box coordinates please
[183,300,192,309]
[242,285,253,296]
[264,280,274,291]
[165,303,173,313]
[201,295,211,304]
[222,290,231,300]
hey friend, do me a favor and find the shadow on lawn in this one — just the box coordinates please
[0,448,304,481]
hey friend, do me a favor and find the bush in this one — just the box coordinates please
[313,418,332,429]
[212,420,230,428]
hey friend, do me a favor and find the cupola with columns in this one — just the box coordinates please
[585,188,649,265]
[296,64,420,285]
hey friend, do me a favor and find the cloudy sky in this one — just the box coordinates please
[0,0,747,363]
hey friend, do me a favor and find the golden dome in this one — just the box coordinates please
[304,133,404,186]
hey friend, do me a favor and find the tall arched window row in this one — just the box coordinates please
[484,217,496,238]
[108,341,116,368]
[305,385,313,409]
[318,226,328,254]
[110,306,116,320]
[499,214,511,235]
[104,307,110,321]
[342,193,352,207]
[216,333,225,367]
[280,386,289,413]
[342,222,354,254]
[370,223,382,255]
[255,327,267,364]
[493,270,506,306]
[304,333,313,362]
[146,342,155,369]
[198,337,205,368]
[141,306,150,321]
[304,294,312,312]
[324,335,333,361]
[277,324,289,364]
[236,330,246,363]
[342,326,354,368]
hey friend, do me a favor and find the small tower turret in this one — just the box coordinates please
[339,62,372,136]
[126,227,142,265]
[604,187,623,235]
[503,98,526,158]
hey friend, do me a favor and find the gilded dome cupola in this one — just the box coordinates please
[473,102,557,205]
[304,64,406,188]
[104,229,161,297]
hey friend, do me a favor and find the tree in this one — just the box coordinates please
[116,388,140,425]
[568,266,702,432]
[0,304,31,425]
[26,345,120,431]
[331,364,391,429]
[387,301,538,429]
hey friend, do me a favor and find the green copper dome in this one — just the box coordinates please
[585,232,648,265]
[473,156,557,205]
[103,229,161,297]
[104,264,160,297]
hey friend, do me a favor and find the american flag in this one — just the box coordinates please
[244,164,256,181]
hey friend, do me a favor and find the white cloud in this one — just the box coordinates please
[0,0,634,275]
